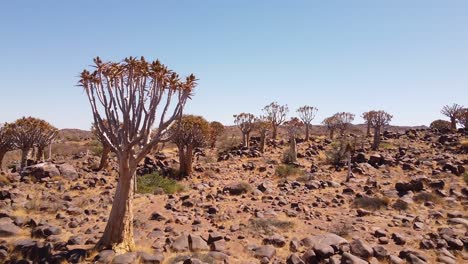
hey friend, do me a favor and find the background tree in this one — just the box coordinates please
[79,56,196,252]
[171,115,210,177]
[11,117,50,168]
[255,117,271,153]
[361,111,375,136]
[35,123,58,162]
[430,119,452,132]
[263,102,288,139]
[233,113,256,147]
[441,103,464,131]
[322,115,340,139]
[0,123,15,171]
[456,108,468,129]
[297,105,318,141]
[283,117,303,163]
[369,110,393,150]
[335,112,355,136]
[91,121,113,171]
[208,121,224,149]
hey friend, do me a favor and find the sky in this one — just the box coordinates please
[0,0,467,129]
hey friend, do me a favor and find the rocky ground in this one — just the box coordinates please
[0,128,467,264]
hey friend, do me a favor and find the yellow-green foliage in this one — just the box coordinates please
[137,173,184,194]
[275,164,303,178]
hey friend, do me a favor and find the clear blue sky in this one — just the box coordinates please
[1,0,467,129]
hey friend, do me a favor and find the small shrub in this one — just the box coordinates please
[198,154,216,164]
[249,218,294,235]
[88,140,103,156]
[352,196,389,211]
[275,164,303,178]
[463,172,468,185]
[413,192,440,203]
[430,119,451,132]
[137,173,184,194]
[282,148,297,164]
[379,142,396,150]
[325,140,349,166]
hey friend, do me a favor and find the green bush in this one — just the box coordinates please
[275,164,303,178]
[430,119,451,132]
[88,140,103,156]
[137,173,184,194]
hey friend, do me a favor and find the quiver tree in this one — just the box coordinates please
[35,123,58,162]
[322,115,339,139]
[456,108,468,129]
[11,117,51,169]
[263,102,288,139]
[79,56,196,252]
[171,115,210,177]
[208,121,224,149]
[362,111,376,137]
[335,112,355,136]
[283,117,303,163]
[234,113,255,148]
[254,117,271,153]
[91,121,113,171]
[0,123,15,171]
[369,110,393,150]
[297,105,318,141]
[441,103,464,131]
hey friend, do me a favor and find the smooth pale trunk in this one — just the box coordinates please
[450,117,457,131]
[20,148,29,169]
[305,124,310,141]
[98,144,111,171]
[290,137,297,162]
[97,156,136,253]
[272,126,278,140]
[372,127,381,150]
[260,132,266,153]
[179,145,193,177]
[346,151,352,182]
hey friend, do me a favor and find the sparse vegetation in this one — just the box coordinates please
[352,196,389,211]
[249,218,294,235]
[275,164,303,178]
[413,192,441,203]
[137,173,185,195]
[463,172,468,185]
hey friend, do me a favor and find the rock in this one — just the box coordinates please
[0,220,21,237]
[21,162,60,180]
[253,245,276,260]
[301,233,349,251]
[94,250,115,263]
[447,218,468,228]
[138,252,164,264]
[301,249,318,263]
[342,252,368,264]
[32,224,61,238]
[263,234,286,248]
[286,253,305,264]
[223,182,250,195]
[391,233,406,245]
[57,163,78,180]
[395,180,423,195]
[350,239,373,259]
[373,245,388,260]
[172,234,189,252]
[189,234,209,251]
[112,252,137,264]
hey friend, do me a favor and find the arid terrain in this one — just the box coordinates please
[0,125,467,264]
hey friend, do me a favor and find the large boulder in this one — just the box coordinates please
[301,233,349,254]
[57,163,78,180]
[21,163,60,180]
[0,218,21,237]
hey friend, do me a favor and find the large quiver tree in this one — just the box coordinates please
[208,121,224,149]
[234,113,256,148]
[263,102,288,139]
[79,56,196,252]
[255,117,271,153]
[0,123,15,171]
[171,115,210,177]
[297,105,318,141]
[441,104,463,131]
[369,110,393,150]
[35,123,58,162]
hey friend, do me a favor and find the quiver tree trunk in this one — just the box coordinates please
[242,133,250,148]
[0,150,6,171]
[450,117,457,131]
[178,145,194,178]
[366,123,371,137]
[20,148,29,169]
[305,124,310,141]
[36,147,44,162]
[329,129,335,139]
[98,144,111,171]
[272,126,278,140]
[346,151,352,182]
[289,137,297,162]
[97,158,136,253]
[372,128,381,150]
[259,132,266,153]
